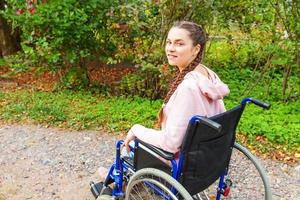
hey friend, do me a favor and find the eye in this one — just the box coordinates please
[176,42,184,46]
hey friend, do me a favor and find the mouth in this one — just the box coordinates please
[167,54,178,59]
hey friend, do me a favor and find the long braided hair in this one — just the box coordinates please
[158,21,207,125]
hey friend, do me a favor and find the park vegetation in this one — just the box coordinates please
[0,0,299,160]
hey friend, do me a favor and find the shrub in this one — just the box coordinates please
[2,0,109,69]
[117,63,170,100]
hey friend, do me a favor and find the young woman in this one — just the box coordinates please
[96,21,229,197]
[123,21,229,153]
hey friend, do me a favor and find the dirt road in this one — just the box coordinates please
[0,125,299,200]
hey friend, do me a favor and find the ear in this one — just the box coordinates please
[193,44,201,56]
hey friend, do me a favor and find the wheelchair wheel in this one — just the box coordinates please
[196,143,272,200]
[125,168,193,200]
[225,143,272,200]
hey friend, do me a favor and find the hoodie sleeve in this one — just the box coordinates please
[126,82,200,153]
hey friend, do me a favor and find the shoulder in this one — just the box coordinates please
[176,72,201,95]
[180,74,199,89]
[182,70,209,86]
[188,65,223,83]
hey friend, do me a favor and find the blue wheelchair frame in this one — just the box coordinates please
[101,97,270,199]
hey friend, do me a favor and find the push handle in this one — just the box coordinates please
[199,117,222,133]
[251,98,271,109]
[242,97,271,109]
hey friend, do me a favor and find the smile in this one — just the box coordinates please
[167,54,178,59]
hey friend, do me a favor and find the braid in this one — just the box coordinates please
[157,48,204,126]
[163,49,203,104]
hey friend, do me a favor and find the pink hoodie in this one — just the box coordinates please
[126,68,229,153]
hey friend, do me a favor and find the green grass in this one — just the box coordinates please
[0,88,299,152]
[218,67,300,153]
[0,90,162,133]
[0,68,299,155]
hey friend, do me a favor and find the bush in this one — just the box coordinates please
[58,66,89,90]
[117,63,170,100]
[2,0,109,69]
[2,0,163,68]
[205,37,271,69]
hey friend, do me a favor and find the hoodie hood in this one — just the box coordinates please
[184,69,230,100]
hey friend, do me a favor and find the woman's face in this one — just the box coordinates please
[165,27,200,71]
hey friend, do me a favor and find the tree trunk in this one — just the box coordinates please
[282,65,291,99]
[0,0,21,57]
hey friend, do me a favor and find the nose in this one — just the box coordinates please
[166,43,175,52]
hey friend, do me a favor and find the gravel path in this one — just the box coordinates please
[0,125,299,200]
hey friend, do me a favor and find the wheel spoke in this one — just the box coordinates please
[125,168,193,200]
[197,144,271,200]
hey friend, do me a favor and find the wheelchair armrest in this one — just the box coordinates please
[136,139,175,161]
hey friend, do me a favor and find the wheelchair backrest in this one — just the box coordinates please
[179,105,244,195]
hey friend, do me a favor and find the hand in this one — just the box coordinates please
[122,138,131,153]
[122,129,136,153]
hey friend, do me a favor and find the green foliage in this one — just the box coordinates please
[2,51,33,72]
[219,67,299,150]
[118,63,169,99]
[1,0,164,66]
[0,58,7,66]
[238,101,300,148]
[2,0,113,69]
[217,66,299,103]
[205,38,299,102]
[59,67,89,90]
[206,39,268,69]
[1,0,299,98]
[95,0,162,64]
[0,90,161,131]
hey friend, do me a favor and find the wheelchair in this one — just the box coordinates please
[90,97,272,200]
